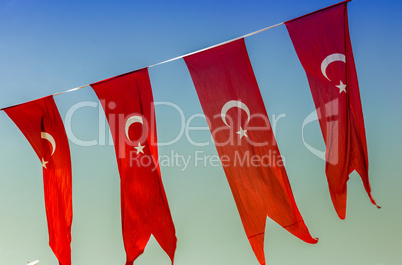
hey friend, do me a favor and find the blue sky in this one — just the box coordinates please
[0,0,401,264]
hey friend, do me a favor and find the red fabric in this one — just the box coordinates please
[4,96,72,265]
[184,39,317,265]
[90,68,177,264]
[286,2,379,219]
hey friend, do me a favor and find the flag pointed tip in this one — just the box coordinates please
[337,213,346,220]
[333,201,346,219]
[336,208,346,220]
[169,252,175,265]
[367,193,381,209]
[304,235,319,244]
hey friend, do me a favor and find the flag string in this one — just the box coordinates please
[147,22,284,68]
[1,22,284,111]
[0,0,350,111]
[50,22,284,97]
[51,21,285,98]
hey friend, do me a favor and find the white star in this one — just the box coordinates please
[336,80,347,93]
[236,126,248,139]
[41,158,48,169]
[134,142,145,154]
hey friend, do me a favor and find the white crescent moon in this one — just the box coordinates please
[125,115,143,141]
[41,132,56,155]
[321,53,346,81]
[27,261,39,265]
[221,100,250,127]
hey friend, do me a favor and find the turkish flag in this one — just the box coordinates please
[4,96,72,265]
[285,1,379,219]
[91,69,177,265]
[184,39,317,265]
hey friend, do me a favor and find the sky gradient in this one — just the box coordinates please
[0,0,401,264]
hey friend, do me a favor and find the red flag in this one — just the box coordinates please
[4,96,72,265]
[184,39,317,265]
[90,69,177,265]
[285,1,379,219]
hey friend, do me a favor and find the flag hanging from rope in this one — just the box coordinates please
[184,39,317,265]
[285,1,379,219]
[4,96,72,265]
[91,69,177,265]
